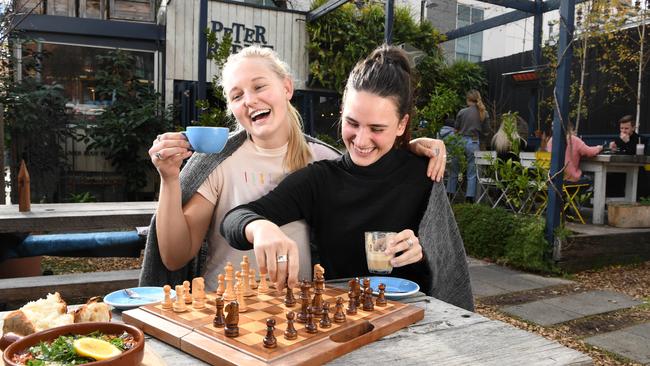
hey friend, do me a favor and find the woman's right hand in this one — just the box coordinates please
[149,132,194,180]
[246,220,300,291]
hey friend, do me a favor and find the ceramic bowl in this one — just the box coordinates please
[2,322,144,366]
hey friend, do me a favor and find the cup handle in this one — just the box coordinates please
[180,132,195,152]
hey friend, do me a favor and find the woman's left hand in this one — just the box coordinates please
[385,229,423,267]
[408,138,447,182]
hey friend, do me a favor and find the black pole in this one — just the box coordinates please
[529,0,543,137]
[545,0,575,247]
[385,0,394,44]
[197,0,208,115]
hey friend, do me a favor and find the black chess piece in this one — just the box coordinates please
[334,297,346,323]
[346,290,357,315]
[305,306,318,334]
[263,318,277,348]
[362,287,374,311]
[284,311,298,340]
[376,283,387,307]
[319,301,332,328]
[213,297,225,327]
[224,301,239,337]
[284,284,296,307]
[297,280,310,323]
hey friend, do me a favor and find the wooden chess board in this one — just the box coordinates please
[122,285,424,365]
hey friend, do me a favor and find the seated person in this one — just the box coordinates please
[492,118,527,162]
[609,115,647,155]
[221,45,474,311]
[547,126,602,183]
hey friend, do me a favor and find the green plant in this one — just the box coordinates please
[83,49,175,195]
[452,203,559,273]
[315,133,344,151]
[196,31,233,128]
[443,133,468,178]
[68,191,96,203]
[640,196,650,205]
[414,86,461,138]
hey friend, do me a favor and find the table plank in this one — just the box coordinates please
[0,202,156,233]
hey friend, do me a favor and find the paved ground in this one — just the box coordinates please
[469,258,650,365]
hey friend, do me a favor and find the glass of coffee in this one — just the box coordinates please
[365,231,395,274]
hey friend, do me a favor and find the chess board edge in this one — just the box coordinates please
[123,300,424,366]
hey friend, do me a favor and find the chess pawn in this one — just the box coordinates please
[305,306,318,334]
[362,287,374,311]
[284,311,298,340]
[258,272,270,294]
[346,290,357,315]
[224,301,239,337]
[249,268,258,289]
[223,262,237,301]
[213,297,225,328]
[376,283,387,307]
[216,274,225,296]
[162,285,172,310]
[183,281,192,304]
[334,297,346,323]
[241,256,255,297]
[319,301,332,328]
[235,272,248,313]
[172,285,188,313]
[284,284,296,307]
[263,318,277,348]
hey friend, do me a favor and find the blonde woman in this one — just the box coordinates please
[140,46,448,290]
[492,117,526,162]
[446,89,491,203]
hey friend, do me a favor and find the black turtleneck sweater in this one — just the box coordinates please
[221,149,433,288]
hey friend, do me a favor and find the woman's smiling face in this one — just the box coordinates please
[341,89,408,166]
[223,57,293,148]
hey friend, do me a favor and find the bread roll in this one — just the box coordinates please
[2,292,73,336]
[73,296,111,323]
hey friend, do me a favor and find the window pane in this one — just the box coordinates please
[456,36,469,54]
[469,55,482,62]
[471,8,484,23]
[457,4,470,22]
[470,33,483,56]
[456,52,469,61]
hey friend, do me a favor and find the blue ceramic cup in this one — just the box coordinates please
[183,126,228,154]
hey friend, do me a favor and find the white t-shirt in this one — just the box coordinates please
[197,138,339,290]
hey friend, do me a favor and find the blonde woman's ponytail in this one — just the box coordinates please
[467,89,487,122]
[285,102,312,172]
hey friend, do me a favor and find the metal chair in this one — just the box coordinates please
[474,151,511,209]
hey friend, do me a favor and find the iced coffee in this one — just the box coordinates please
[365,231,395,274]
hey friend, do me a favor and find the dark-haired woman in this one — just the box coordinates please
[221,45,473,311]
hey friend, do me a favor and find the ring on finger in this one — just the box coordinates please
[157,135,162,142]
[277,254,288,263]
[155,152,163,160]
[406,238,414,248]
[433,147,440,156]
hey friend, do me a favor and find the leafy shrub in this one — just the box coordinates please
[453,204,558,273]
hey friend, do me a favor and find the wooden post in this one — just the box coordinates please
[18,159,30,212]
[0,102,4,205]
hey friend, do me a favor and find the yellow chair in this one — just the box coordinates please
[533,151,591,224]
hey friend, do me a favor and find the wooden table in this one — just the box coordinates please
[520,153,650,225]
[0,293,592,365]
[123,293,591,365]
[0,202,157,234]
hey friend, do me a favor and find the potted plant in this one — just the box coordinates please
[607,197,650,228]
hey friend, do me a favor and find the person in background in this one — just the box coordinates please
[492,119,527,163]
[446,90,491,203]
[547,125,602,183]
[609,115,647,155]
[139,46,449,290]
[221,45,474,311]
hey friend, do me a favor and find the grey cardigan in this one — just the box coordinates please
[139,131,474,311]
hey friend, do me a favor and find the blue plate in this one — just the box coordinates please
[103,287,174,310]
[368,277,420,299]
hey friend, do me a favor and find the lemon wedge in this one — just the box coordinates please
[73,337,122,360]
